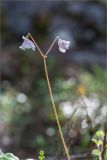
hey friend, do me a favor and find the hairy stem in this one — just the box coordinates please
[43,57,70,160]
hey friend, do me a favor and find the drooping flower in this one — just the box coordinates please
[19,36,35,51]
[58,38,70,53]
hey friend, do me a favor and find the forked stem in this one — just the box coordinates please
[43,57,70,160]
[28,34,70,160]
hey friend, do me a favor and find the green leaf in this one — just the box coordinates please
[38,150,45,160]
[5,153,19,160]
[92,149,101,156]
[95,130,105,138]
[92,138,98,145]
[97,140,103,146]
[0,154,11,160]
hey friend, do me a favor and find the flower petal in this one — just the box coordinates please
[19,36,35,51]
[58,38,70,53]
[59,47,66,53]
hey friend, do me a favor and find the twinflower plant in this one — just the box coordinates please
[19,33,71,160]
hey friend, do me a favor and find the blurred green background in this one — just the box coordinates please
[0,0,107,159]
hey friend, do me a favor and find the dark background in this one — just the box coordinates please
[0,0,107,159]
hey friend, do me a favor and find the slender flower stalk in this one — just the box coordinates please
[45,36,59,56]
[28,33,44,58]
[19,33,71,160]
[43,57,70,160]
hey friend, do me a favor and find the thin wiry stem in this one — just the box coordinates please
[78,90,93,160]
[78,90,92,125]
[28,33,44,58]
[45,36,59,56]
[43,57,70,160]
[28,34,70,160]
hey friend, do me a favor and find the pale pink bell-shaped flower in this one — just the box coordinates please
[19,36,35,51]
[58,38,70,53]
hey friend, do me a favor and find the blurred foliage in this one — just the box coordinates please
[0,150,19,160]
[92,130,107,160]
[0,63,107,158]
[38,150,45,160]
